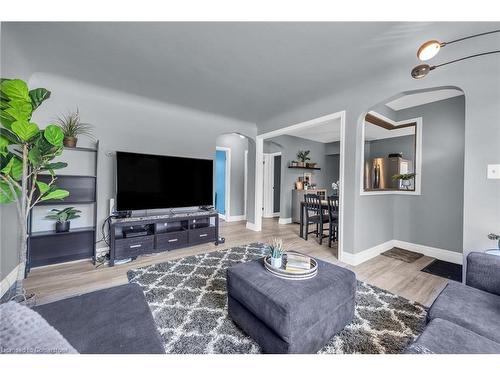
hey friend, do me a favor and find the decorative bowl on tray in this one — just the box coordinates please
[263,251,318,280]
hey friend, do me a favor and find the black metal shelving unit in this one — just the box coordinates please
[26,142,99,273]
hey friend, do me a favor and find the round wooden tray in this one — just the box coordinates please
[263,251,318,280]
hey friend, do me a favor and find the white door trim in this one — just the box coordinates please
[216,146,231,220]
[269,152,281,216]
[254,110,347,262]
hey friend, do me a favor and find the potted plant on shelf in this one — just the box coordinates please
[56,108,94,148]
[0,78,69,302]
[268,237,285,268]
[45,207,81,232]
[392,173,416,190]
[296,150,310,167]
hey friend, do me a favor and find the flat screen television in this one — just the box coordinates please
[116,151,213,211]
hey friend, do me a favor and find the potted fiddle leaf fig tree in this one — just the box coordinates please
[46,207,81,232]
[1,78,69,302]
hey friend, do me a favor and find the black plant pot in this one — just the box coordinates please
[56,221,70,233]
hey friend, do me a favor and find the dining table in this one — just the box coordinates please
[299,196,339,239]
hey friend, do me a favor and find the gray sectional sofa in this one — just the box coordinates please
[1,283,165,354]
[406,252,500,354]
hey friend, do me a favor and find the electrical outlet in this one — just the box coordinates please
[487,164,500,179]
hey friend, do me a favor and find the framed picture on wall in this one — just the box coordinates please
[303,172,312,185]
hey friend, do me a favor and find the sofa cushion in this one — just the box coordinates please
[428,281,500,343]
[0,301,77,354]
[227,258,356,350]
[466,252,500,296]
[406,318,500,354]
[34,283,164,354]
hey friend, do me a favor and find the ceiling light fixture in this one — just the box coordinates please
[411,50,500,79]
[416,29,500,61]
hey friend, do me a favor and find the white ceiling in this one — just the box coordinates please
[2,22,496,123]
[385,89,464,111]
[286,117,342,143]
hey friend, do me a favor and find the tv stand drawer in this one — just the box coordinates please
[156,231,188,250]
[189,227,216,244]
[114,235,155,259]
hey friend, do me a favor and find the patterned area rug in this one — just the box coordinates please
[127,243,427,354]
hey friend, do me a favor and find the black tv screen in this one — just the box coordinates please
[116,151,213,211]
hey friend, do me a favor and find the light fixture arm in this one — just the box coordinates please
[443,29,500,47]
[432,50,500,69]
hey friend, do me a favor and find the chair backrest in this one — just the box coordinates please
[304,194,321,217]
[327,195,339,221]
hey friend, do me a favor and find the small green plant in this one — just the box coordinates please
[268,237,284,259]
[392,173,416,181]
[392,173,416,190]
[45,207,81,223]
[297,150,311,163]
[56,108,94,147]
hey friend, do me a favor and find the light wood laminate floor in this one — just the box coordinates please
[24,218,449,307]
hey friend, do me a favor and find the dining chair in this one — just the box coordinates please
[327,195,339,248]
[304,194,329,244]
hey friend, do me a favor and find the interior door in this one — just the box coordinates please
[263,154,275,217]
[215,150,226,215]
[273,155,281,214]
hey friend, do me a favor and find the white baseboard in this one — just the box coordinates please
[218,213,227,221]
[342,240,394,266]
[225,215,246,222]
[1,263,20,298]
[246,222,260,232]
[263,212,280,218]
[343,239,463,266]
[278,217,292,225]
[392,240,463,265]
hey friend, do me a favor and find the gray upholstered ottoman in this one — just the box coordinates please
[227,257,356,353]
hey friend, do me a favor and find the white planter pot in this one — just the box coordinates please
[270,256,282,268]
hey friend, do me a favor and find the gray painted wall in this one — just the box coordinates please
[216,134,248,217]
[366,135,415,163]
[260,84,473,255]
[325,154,340,195]
[393,96,465,252]
[265,135,328,220]
[325,141,340,155]
[0,72,257,283]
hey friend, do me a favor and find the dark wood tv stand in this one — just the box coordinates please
[109,210,219,266]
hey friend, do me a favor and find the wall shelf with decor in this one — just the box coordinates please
[26,142,99,273]
[288,166,321,170]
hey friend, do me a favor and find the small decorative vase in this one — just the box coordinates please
[63,137,78,148]
[297,161,305,167]
[402,180,411,190]
[56,221,70,233]
[270,256,282,269]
